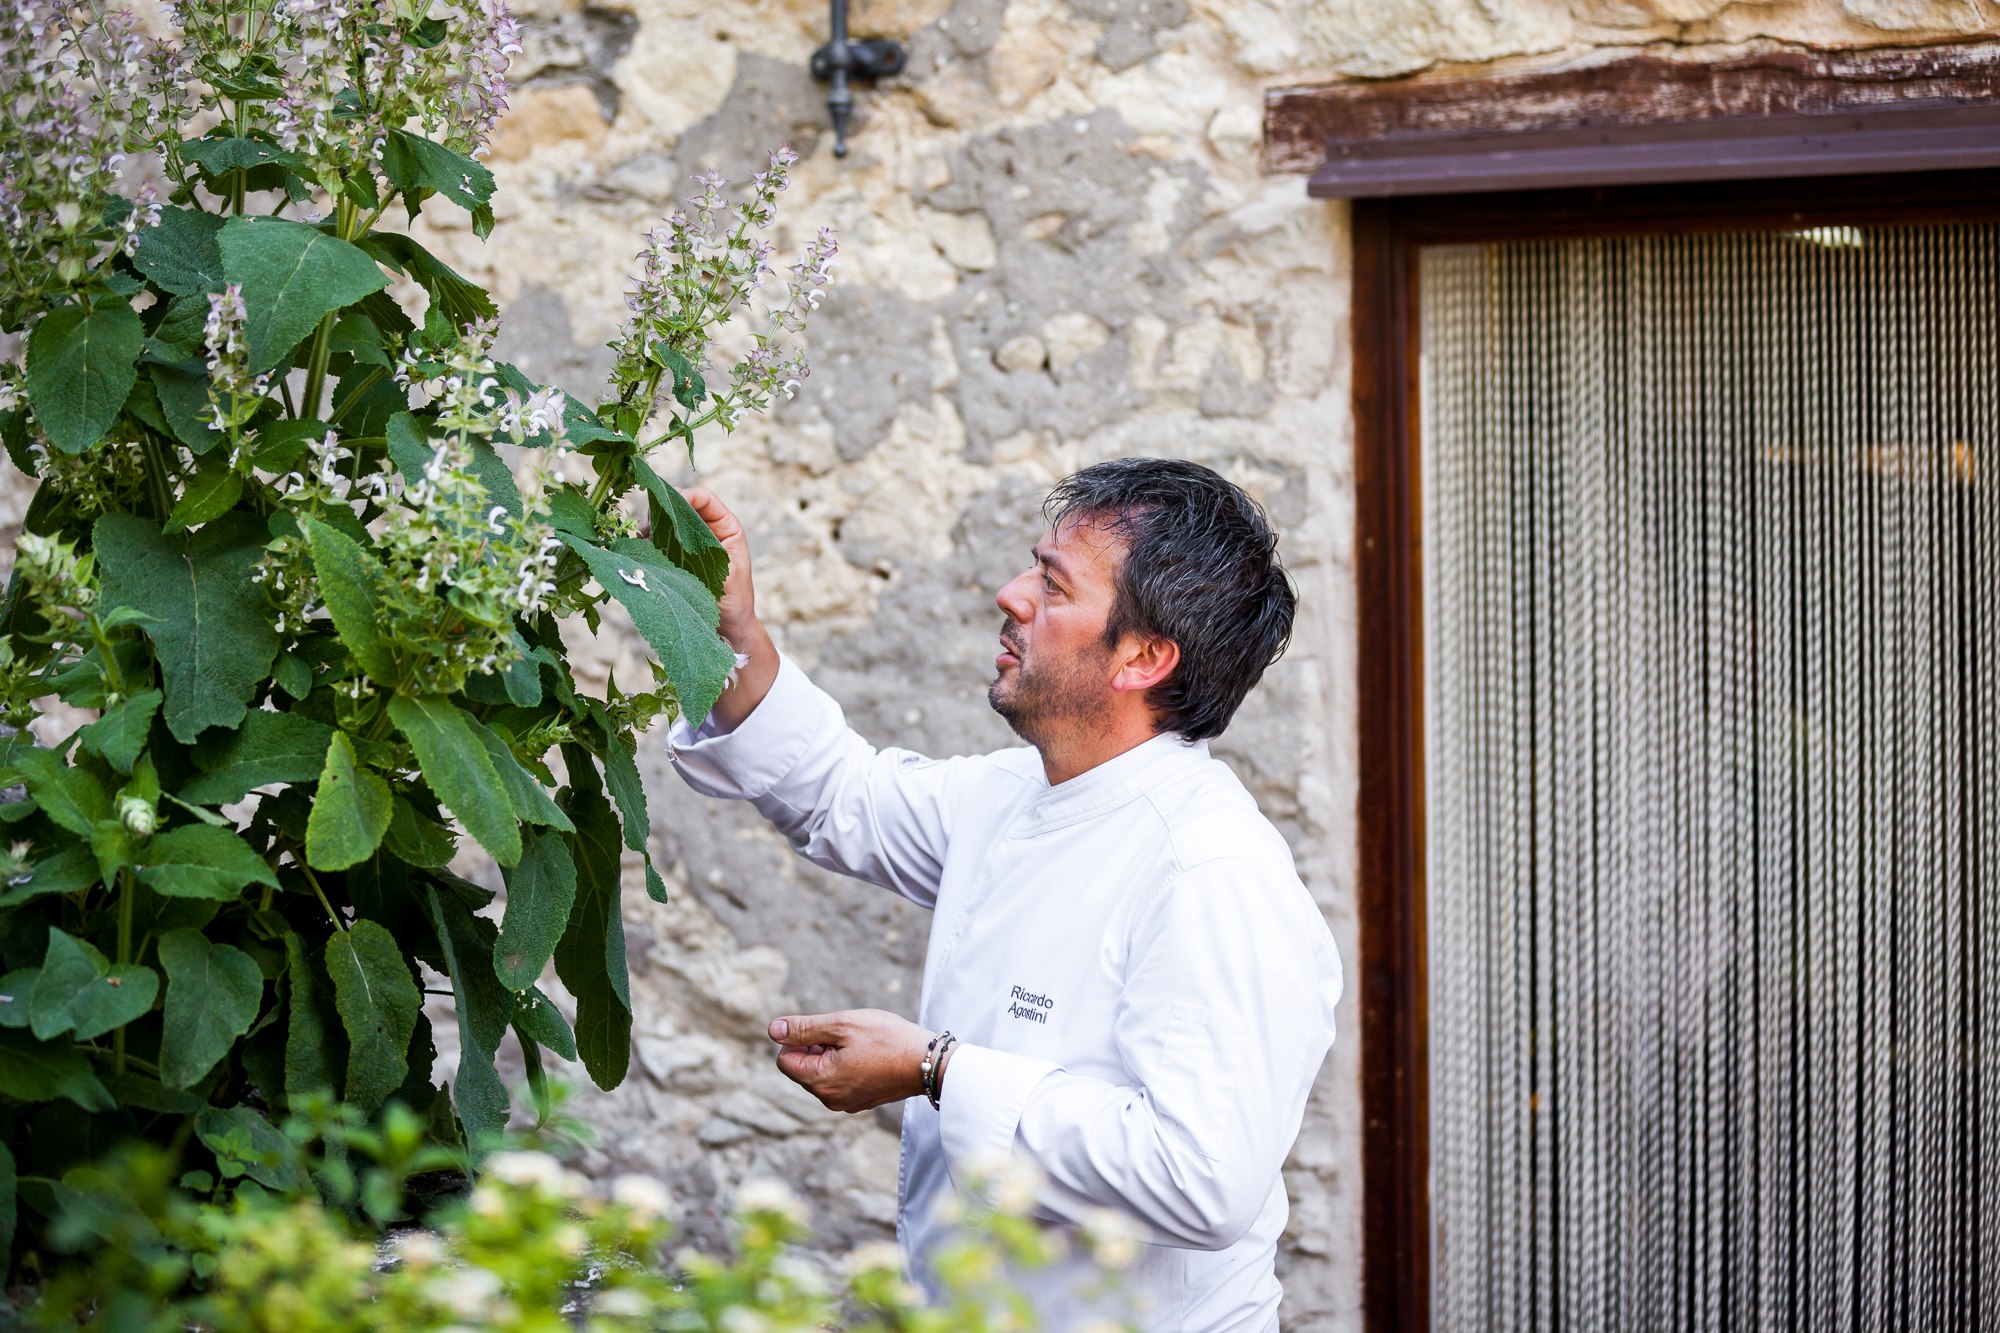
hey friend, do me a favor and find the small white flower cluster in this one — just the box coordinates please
[609,1172,673,1222]
[392,321,573,617]
[606,147,836,447]
[1079,1206,1144,1270]
[485,1149,587,1196]
[202,283,270,437]
[735,1176,811,1228]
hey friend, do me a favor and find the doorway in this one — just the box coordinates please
[1348,173,2000,1332]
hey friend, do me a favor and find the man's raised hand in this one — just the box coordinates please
[678,486,758,643]
[768,1009,934,1113]
[677,485,780,729]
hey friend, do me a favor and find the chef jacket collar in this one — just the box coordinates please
[1015,729,1209,834]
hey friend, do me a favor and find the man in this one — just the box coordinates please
[666,458,1341,1332]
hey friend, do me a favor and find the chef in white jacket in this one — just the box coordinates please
[666,458,1341,1332]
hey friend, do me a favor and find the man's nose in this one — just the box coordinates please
[995,571,1034,622]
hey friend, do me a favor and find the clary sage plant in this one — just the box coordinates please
[0,0,832,1272]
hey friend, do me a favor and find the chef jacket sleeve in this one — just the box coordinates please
[666,653,967,909]
[936,857,1341,1251]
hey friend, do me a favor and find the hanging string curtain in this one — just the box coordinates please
[1422,227,1996,1332]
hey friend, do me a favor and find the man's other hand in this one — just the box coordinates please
[678,485,779,730]
[768,1009,932,1113]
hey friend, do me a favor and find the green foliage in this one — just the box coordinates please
[11,1096,1130,1333]
[23,304,145,455]
[0,0,833,1282]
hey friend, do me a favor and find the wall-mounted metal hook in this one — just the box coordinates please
[809,0,905,159]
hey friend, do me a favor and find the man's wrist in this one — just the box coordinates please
[920,1030,957,1109]
[710,622,780,731]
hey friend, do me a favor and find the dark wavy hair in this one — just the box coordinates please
[1044,458,1296,741]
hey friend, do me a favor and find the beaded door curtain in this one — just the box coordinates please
[1420,228,1996,1332]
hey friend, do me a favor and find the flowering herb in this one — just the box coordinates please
[0,0,833,1264]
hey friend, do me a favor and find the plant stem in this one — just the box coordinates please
[587,464,620,510]
[299,317,337,421]
[299,862,345,930]
[87,1047,160,1077]
[140,434,174,521]
[90,613,129,696]
[298,198,359,419]
[115,866,134,1075]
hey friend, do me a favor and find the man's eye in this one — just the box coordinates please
[1043,575,1060,594]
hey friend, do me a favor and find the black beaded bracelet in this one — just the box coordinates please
[921,1030,954,1108]
[926,1033,957,1111]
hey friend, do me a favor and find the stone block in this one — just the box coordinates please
[488,83,609,163]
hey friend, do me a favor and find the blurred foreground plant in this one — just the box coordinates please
[17,1094,1127,1333]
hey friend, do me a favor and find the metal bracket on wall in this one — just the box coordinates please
[810,0,905,159]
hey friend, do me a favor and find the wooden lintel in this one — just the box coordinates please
[1264,43,2000,178]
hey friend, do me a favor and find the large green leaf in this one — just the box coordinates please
[559,534,734,726]
[0,1028,114,1110]
[12,749,109,837]
[179,134,308,187]
[131,205,225,296]
[28,928,158,1042]
[304,732,392,871]
[359,233,497,330]
[324,919,419,1114]
[76,689,162,774]
[297,515,399,682]
[553,752,631,1090]
[23,302,145,454]
[467,717,571,834]
[94,512,279,744]
[217,216,389,373]
[135,825,278,901]
[632,457,730,598]
[283,932,339,1103]
[422,884,510,1143]
[495,828,576,991]
[379,130,495,215]
[181,709,333,805]
[157,928,264,1088]
[387,696,520,867]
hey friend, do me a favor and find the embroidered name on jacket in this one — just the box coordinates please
[1007,985,1053,1024]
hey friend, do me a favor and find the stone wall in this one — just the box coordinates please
[6,0,1998,1328]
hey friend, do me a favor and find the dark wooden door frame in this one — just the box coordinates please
[1348,168,2000,1333]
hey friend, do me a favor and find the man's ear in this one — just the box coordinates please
[1110,635,1179,696]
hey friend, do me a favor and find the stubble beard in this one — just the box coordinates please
[988,635,1110,748]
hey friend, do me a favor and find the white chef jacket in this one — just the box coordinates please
[668,656,1341,1333]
